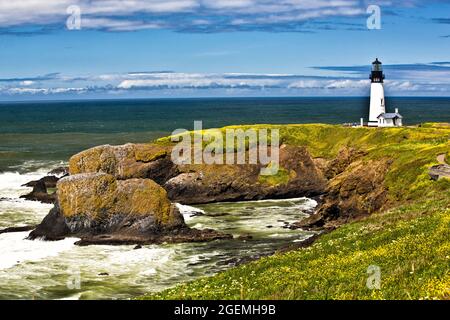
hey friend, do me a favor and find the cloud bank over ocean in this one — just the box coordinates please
[1,62,449,99]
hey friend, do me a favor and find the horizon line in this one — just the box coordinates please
[1,96,450,104]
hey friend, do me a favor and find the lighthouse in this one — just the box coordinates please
[368,58,386,126]
[367,58,403,127]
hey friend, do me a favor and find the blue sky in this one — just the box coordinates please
[0,0,449,100]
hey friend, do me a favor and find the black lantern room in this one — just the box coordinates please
[370,58,385,83]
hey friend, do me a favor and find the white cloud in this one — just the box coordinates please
[0,0,197,27]
[80,17,162,31]
[0,0,428,31]
[117,72,284,89]
[20,80,35,86]
[325,79,369,89]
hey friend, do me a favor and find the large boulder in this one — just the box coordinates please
[28,173,231,245]
[69,144,178,184]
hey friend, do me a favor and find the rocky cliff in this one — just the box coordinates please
[295,156,391,230]
[31,122,448,245]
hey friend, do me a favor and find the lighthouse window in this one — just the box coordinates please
[372,64,382,72]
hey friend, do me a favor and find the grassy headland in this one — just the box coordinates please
[142,123,449,300]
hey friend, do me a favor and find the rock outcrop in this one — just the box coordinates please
[165,145,326,204]
[69,144,177,184]
[20,179,56,204]
[21,167,69,203]
[429,164,450,181]
[29,173,231,245]
[322,147,367,179]
[22,175,60,189]
[69,143,327,204]
[294,158,391,230]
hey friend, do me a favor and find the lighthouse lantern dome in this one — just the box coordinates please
[372,58,383,71]
[370,58,385,83]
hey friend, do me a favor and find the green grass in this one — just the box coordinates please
[258,166,291,186]
[141,196,449,300]
[141,123,450,300]
[158,123,450,203]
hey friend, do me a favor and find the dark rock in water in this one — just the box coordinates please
[47,166,69,177]
[209,212,230,217]
[0,225,37,234]
[28,173,232,246]
[134,244,142,249]
[266,225,274,229]
[22,175,60,189]
[74,227,232,246]
[20,179,56,204]
[21,172,65,204]
[237,234,253,241]
[28,205,70,240]
[98,272,109,276]
[189,211,205,217]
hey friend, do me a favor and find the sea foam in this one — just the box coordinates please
[0,232,77,270]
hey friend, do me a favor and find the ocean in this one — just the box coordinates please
[0,97,449,299]
[1,97,449,172]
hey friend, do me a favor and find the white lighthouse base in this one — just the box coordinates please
[368,121,380,127]
[369,83,386,123]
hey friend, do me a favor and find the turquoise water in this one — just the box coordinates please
[1,97,449,172]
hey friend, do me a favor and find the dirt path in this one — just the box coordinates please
[437,154,447,164]
[430,154,450,180]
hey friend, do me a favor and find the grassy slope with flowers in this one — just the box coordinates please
[141,123,450,300]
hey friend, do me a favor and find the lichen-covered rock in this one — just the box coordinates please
[28,173,230,245]
[69,144,177,183]
[56,173,177,224]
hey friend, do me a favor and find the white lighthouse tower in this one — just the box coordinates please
[368,58,386,126]
[365,58,404,127]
